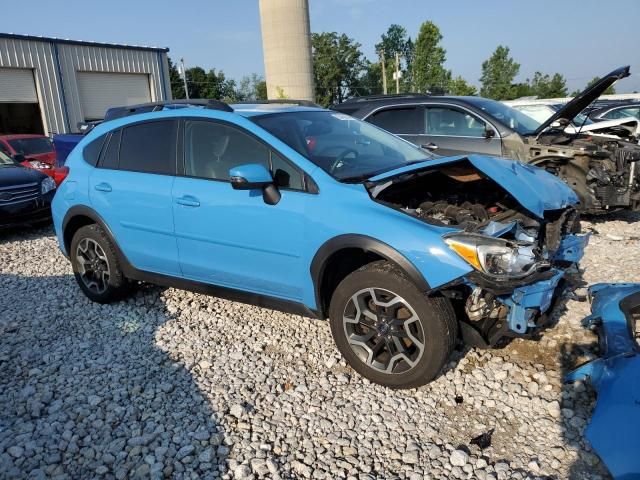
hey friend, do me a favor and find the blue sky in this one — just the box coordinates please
[5,0,640,92]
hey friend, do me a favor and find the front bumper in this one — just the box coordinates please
[0,191,54,228]
[565,283,640,480]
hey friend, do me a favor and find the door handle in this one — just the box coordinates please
[421,143,439,151]
[94,182,112,192]
[175,195,200,207]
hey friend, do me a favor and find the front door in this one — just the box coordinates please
[172,119,308,301]
[422,105,502,157]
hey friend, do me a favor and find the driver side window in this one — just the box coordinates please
[184,120,304,190]
[425,107,487,137]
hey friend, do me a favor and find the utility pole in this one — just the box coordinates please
[395,52,400,94]
[380,50,387,95]
[180,58,189,99]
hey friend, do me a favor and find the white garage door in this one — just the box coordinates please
[77,72,151,120]
[0,68,38,103]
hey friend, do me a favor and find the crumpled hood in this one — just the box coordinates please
[533,66,630,136]
[368,154,579,218]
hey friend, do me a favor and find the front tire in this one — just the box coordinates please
[329,261,457,389]
[70,224,132,303]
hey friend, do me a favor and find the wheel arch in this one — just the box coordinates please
[310,234,430,318]
[62,206,123,262]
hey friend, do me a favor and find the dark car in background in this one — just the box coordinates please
[0,150,56,228]
[333,66,640,214]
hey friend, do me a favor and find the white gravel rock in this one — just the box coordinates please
[2,214,637,479]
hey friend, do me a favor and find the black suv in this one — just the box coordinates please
[332,67,640,214]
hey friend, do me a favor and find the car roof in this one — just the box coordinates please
[331,95,483,113]
[230,103,329,117]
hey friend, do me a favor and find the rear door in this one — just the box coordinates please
[89,119,180,276]
[422,104,502,156]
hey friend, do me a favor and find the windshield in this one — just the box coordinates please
[251,111,433,181]
[550,104,594,126]
[8,137,53,155]
[465,98,541,135]
[0,150,15,167]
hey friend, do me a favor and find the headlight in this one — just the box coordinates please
[29,160,52,170]
[444,233,548,279]
[41,177,56,194]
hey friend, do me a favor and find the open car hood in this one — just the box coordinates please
[533,66,631,136]
[368,154,579,218]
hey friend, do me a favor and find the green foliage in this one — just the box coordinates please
[168,57,185,99]
[529,72,568,98]
[448,76,477,96]
[356,61,383,96]
[479,46,520,100]
[311,32,367,106]
[587,76,616,95]
[184,66,237,100]
[236,74,268,101]
[375,24,415,91]
[412,21,451,93]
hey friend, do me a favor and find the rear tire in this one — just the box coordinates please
[70,224,132,303]
[329,261,458,389]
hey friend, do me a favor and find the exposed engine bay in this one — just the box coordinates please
[370,159,582,347]
[525,133,640,212]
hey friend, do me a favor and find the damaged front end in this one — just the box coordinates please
[565,283,640,480]
[368,155,589,347]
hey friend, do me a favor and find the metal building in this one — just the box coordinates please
[0,33,171,135]
[259,0,315,102]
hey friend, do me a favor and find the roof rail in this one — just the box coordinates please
[233,99,321,108]
[342,93,430,103]
[104,99,233,121]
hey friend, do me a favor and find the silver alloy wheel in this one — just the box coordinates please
[76,238,110,294]
[342,287,425,374]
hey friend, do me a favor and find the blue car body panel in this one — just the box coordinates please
[565,283,640,480]
[53,105,585,328]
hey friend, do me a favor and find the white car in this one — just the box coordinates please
[504,99,639,141]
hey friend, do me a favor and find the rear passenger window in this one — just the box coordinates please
[83,134,106,166]
[100,130,121,170]
[119,121,176,175]
[368,107,424,134]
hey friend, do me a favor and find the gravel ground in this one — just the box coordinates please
[1,213,638,480]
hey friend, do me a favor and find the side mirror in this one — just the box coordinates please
[229,163,281,205]
[484,127,496,139]
[13,153,25,163]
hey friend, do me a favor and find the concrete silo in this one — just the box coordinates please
[259,0,315,102]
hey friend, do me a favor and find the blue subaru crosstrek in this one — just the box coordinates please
[52,99,588,389]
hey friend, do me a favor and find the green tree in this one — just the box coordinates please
[168,57,185,99]
[311,32,367,106]
[356,61,383,96]
[479,45,520,100]
[448,76,477,96]
[529,72,568,98]
[412,21,451,93]
[236,74,268,101]
[586,76,616,95]
[184,67,236,100]
[375,24,414,91]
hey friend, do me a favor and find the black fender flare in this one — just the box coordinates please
[61,205,130,269]
[310,234,430,316]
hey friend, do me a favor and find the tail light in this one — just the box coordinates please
[53,166,69,186]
